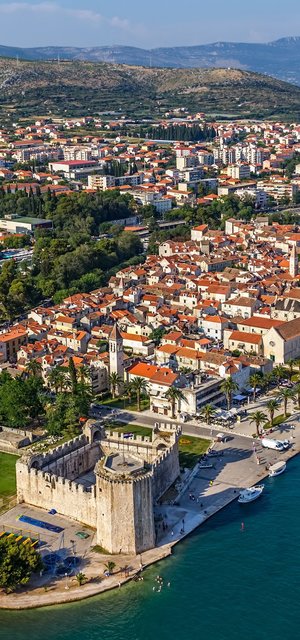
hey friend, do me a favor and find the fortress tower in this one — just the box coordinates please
[16,421,181,557]
[95,455,155,555]
[290,243,298,278]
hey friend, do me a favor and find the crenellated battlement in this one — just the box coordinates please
[16,419,180,556]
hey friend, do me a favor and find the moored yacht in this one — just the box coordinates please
[238,485,264,504]
[269,461,286,477]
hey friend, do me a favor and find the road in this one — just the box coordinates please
[94,405,252,453]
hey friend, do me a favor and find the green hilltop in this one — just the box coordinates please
[0,59,300,119]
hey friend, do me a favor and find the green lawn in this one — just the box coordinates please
[264,413,290,430]
[101,395,150,412]
[0,452,18,499]
[178,436,210,469]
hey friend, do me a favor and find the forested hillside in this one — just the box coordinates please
[0,189,143,321]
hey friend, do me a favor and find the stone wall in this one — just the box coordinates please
[16,463,97,527]
[152,441,180,500]
[43,442,101,480]
[104,431,156,462]
[15,421,180,555]
[95,469,155,554]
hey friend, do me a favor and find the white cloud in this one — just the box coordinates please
[0,2,131,30]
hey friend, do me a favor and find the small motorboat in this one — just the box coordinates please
[238,485,264,504]
[269,461,286,477]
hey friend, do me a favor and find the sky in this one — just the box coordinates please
[0,0,300,49]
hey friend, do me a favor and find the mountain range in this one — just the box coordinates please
[1,37,300,84]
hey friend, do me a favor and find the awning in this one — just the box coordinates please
[233,394,247,401]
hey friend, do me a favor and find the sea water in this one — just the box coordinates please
[1,455,300,640]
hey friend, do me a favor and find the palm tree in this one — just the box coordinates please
[266,398,280,427]
[48,368,64,394]
[200,403,216,425]
[124,381,134,404]
[75,572,86,586]
[273,365,285,382]
[109,372,122,399]
[164,386,185,419]
[78,364,90,385]
[104,561,116,575]
[131,377,149,412]
[287,358,297,380]
[262,371,274,392]
[250,410,267,436]
[26,360,42,377]
[249,373,263,402]
[277,387,294,418]
[293,383,300,408]
[221,377,238,410]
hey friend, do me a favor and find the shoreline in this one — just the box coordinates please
[1,439,299,611]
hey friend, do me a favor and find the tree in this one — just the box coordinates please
[287,358,297,380]
[104,561,116,575]
[250,410,267,437]
[25,360,42,377]
[221,377,238,410]
[0,537,43,593]
[249,373,263,402]
[164,386,185,419]
[124,381,134,404]
[277,387,294,418]
[74,572,86,586]
[273,365,285,382]
[293,383,300,408]
[78,364,90,385]
[109,372,122,399]
[131,377,149,412]
[200,403,216,425]
[23,376,46,423]
[149,327,166,346]
[47,368,65,394]
[68,357,78,395]
[0,378,28,428]
[266,399,280,427]
[262,371,274,392]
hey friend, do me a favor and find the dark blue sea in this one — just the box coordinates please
[1,455,300,640]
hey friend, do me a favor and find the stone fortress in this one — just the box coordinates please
[16,420,181,555]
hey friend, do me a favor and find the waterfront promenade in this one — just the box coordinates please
[1,399,299,609]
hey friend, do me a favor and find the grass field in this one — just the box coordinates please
[178,436,210,469]
[0,452,18,498]
[264,413,291,430]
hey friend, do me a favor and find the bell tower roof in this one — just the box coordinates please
[109,323,122,342]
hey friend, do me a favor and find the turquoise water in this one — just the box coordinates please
[1,456,300,640]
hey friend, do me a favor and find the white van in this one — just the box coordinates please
[261,438,284,451]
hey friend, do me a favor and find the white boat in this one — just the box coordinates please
[269,461,286,477]
[238,485,264,504]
